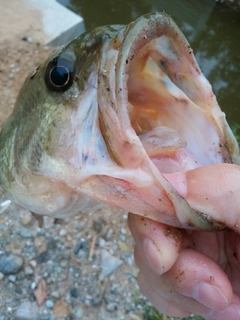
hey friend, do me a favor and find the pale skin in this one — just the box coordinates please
[128,163,240,319]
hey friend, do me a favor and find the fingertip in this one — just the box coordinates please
[168,249,233,311]
[128,213,182,274]
[192,282,229,311]
[137,272,191,318]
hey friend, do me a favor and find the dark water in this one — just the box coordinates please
[59,0,240,128]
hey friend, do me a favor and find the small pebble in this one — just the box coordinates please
[34,236,47,254]
[15,301,39,320]
[36,251,50,264]
[30,260,37,268]
[66,234,72,242]
[20,212,32,226]
[0,253,23,274]
[22,36,32,43]
[70,284,79,298]
[0,272,4,280]
[45,300,54,309]
[8,275,16,282]
[19,227,32,238]
[74,239,89,258]
[59,229,67,237]
[106,302,118,312]
[120,234,126,242]
[92,297,101,307]
[31,282,37,290]
[105,229,113,240]
[74,221,83,230]
[74,308,83,319]
[98,238,106,247]
[24,266,33,276]
[100,249,122,278]
[120,227,126,234]
[51,290,61,299]
[54,266,62,274]
[15,286,23,294]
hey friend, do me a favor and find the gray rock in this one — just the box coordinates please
[105,228,113,240]
[31,282,37,290]
[74,239,89,259]
[100,249,122,278]
[51,290,61,299]
[15,286,23,294]
[45,299,54,309]
[20,212,32,226]
[74,308,83,319]
[0,253,23,274]
[15,301,39,320]
[54,266,62,274]
[8,275,16,282]
[24,266,34,276]
[59,229,67,237]
[92,297,101,307]
[106,302,118,312]
[70,284,79,298]
[19,227,32,238]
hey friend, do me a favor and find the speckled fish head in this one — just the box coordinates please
[0,13,239,229]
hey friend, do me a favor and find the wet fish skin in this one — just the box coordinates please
[0,13,239,230]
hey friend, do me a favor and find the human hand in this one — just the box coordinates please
[128,163,240,319]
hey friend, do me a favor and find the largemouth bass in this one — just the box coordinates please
[0,13,239,230]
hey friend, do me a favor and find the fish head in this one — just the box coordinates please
[0,13,239,229]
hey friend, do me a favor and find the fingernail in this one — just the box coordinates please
[209,304,240,319]
[192,282,229,311]
[228,304,240,317]
[143,238,164,275]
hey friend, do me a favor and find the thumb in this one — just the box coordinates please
[164,163,240,232]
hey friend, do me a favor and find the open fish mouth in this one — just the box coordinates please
[95,12,239,229]
[116,13,236,170]
[0,13,239,230]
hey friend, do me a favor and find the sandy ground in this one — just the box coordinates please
[0,33,51,126]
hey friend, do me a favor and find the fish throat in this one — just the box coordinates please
[120,17,233,174]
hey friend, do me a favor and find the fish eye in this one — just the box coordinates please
[44,57,74,92]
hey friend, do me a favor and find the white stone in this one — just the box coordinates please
[27,0,85,45]
[15,301,39,320]
[0,0,85,46]
[100,249,123,278]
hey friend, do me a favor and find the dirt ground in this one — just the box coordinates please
[0,32,52,126]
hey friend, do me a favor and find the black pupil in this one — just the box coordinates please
[50,66,69,87]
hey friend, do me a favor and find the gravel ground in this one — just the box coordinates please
[0,33,153,320]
